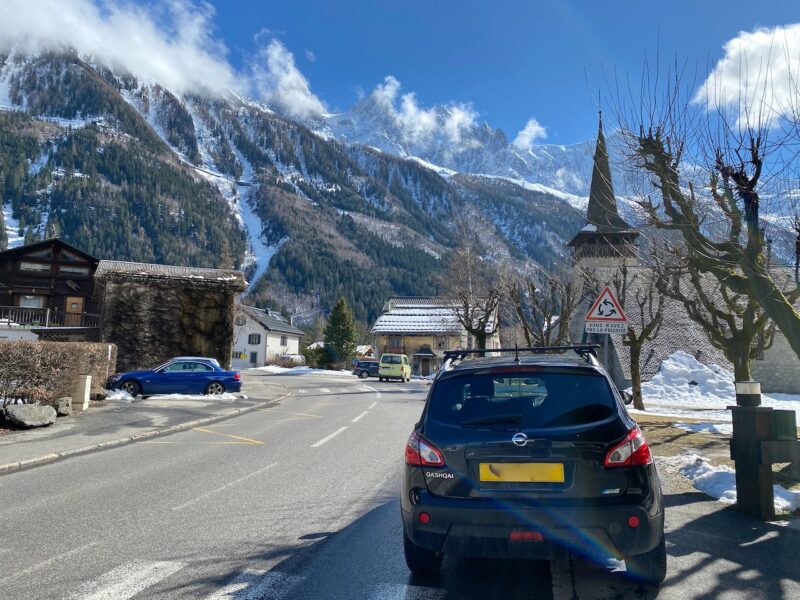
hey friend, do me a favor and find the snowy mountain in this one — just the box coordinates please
[0,51,585,323]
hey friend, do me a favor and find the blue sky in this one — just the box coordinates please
[206,0,800,144]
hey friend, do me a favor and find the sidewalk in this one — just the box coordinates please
[0,372,289,474]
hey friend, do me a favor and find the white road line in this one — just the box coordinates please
[319,388,332,394]
[368,401,378,409]
[71,560,186,600]
[0,543,98,583]
[363,385,382,400]
[172,463,278,510]
[370,583,446,599]
[311,426,347,448]
[351,411,369,423]
[297,389,306,394]
[206,570,303,600]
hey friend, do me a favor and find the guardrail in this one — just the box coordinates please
[0,306,101,329]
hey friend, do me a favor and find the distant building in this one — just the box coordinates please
[566,113,800,394]
[0,238,101,341]
[356,345,375,359]
[95,261,247,371]
[371,297,500,376]
[231,305,305,368]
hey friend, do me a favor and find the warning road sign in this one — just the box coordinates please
[585,287,628,334]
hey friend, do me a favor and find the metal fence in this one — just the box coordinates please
[0,306,101,329]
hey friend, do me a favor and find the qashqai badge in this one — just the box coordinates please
[512,432,528,447]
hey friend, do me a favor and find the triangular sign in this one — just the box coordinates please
[585,287,627,322]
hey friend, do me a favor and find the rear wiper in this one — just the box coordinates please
[460,414,523,427]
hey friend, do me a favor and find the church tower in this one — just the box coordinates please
[568,112,639,266]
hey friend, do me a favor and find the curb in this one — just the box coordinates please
[0,389,291,476]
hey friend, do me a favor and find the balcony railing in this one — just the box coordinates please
[0,306,102,329]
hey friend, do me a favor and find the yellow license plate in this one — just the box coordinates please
[479,462,565,483]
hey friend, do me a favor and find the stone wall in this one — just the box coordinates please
[99,280,237,372]
[753,332,800,394]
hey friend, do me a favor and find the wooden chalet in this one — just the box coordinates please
[0,238,101,333]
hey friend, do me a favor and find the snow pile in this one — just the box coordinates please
[633,351,800,424]
[676,455,800,513]
[255,365,354,377]
[147,393,239,401]
[674,422,733,435]
[106,389,136,402]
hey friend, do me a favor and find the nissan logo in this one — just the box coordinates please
[512,433,528,447]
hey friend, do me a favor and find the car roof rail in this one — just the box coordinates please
[441,345,601,370]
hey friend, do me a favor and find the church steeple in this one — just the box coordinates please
[586,112,630,231]
[567,111,639,265]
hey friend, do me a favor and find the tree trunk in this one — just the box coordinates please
[731,355,753,382]
[740,258,800,361]
[474,331,487,350]
[629,341,645,411]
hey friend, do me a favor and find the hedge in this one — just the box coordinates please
[0,341,118,404]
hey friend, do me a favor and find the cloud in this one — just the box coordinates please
[512,118,547,151]
[304,49,316,62]
[369,76,479,149]
[695,24,800,126]
[0,0,239,96]
[251,39,326,119]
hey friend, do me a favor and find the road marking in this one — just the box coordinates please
[319,388,332,394]
[192,427,264,445]
[259,409,322,419]
[0,543,98,583]
[311,426,348,448]
[206,570,302,600]
[363,385,382,400]
[142,441,253,445]
[172,463,278,510]
[368,401,378,409]
[370,583,446,599]
[297,389,306,394]
[71,560,186,600]
[351,411,369,423]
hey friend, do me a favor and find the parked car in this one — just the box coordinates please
[106,357,241,397]
[379,353,411,382]
[401,346,666,585]
[353,359,380,378]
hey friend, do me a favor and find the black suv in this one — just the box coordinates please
[353,359,380,379]
[401,346,666,584]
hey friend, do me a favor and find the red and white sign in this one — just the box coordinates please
[585,287,628,334]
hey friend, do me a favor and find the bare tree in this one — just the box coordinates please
[443,221,501,350]
[505,269,577,347]
[611,265,664,410]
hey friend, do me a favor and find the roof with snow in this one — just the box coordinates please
[237,304,304,337]
[95,260,247,290]
[371,296,496,335]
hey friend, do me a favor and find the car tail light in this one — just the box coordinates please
[405,432,445,467]
[233,372,241,380]
[603,428,652,468]
[510,530,544,542]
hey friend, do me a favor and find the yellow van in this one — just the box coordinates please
[379,353,411,382]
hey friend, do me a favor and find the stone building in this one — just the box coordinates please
[371,297,500,376]
[566,113,800,394]
[95,261,247,371]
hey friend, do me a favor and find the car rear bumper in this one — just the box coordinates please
[402,491,663,560]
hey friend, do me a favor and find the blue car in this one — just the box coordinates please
[106,358,241,397]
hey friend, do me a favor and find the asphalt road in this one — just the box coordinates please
[0,371,798,599]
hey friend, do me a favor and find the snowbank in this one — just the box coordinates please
[106,390,135,402]
[255,366,354,377]
[674,422,733,435]
[633,351,800,425]
[673,455,800,514]
[105,390,239,401]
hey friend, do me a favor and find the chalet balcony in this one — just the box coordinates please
[0,306,102,330]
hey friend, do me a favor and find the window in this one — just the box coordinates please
[250,352,258,365]
[389,335,403,349]
[381,355,401,364]
[192,363,214,372]
[435,336,448,350]
[428,372,616,429]
[248,333,261,345]
[60,265,90,275]
[280,335,288,346]
[19,262,50,272]
[60,250,84,262]
[19,295,45,308]
[235,315,246,326]
[163,362,193,373]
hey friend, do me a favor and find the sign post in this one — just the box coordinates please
[584,287,628,368]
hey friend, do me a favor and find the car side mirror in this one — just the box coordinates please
[621,390,634,406]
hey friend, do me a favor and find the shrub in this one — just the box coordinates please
[0,341,118,405]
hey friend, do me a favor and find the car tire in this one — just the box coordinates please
[403,532,442,574]
[359,371,369,379]
[120,380,140,397]
[624,534,667,585]
[205,382,226,395]
[379,377,384,382]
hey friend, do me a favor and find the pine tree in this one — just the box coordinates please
[324,297,358,366]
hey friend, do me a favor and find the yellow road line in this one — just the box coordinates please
[141,441,253,445]
[192,427,264,445]
[257,409,322,418]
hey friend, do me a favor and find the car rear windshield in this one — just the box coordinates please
[381,356,401,364]
[427,371,617,429]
